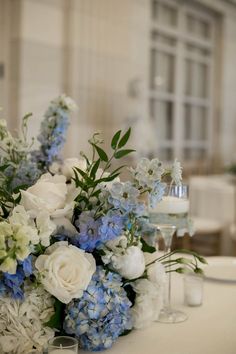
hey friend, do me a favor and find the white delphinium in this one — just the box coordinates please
[131,157,164,188]
[0,286,55,354]
[51,94,78,112]
[171,158,182,186]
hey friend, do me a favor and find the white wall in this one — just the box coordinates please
[2,0,236,165]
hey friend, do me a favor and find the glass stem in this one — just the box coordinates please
[164,235,173,310]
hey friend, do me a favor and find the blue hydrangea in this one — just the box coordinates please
[149,181,166,208]
[64,267,132,351]
[0,256,33,300]
[108,181,140,213]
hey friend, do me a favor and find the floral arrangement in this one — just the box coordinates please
[0,96,205,353]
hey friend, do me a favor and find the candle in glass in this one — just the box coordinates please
[48,336,78,354]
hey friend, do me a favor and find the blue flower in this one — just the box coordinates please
[149,181,166,208]
[98,212,124,242]
[0,256,33,300]
[31,98,71,170]
[64,267,132,351]
[108,182,140,213]
[75,211,101,252]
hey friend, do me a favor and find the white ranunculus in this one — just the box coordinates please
[35,242,96,304]
[111,246,145,280]
[20,173,73,218]
[61,158,87,180]
[147,261,166,288]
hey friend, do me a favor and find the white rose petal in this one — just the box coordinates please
[35,242,96,304]
[61,158,87,180]
[20,173,73,220]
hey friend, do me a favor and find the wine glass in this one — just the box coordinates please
[149,184,189,323]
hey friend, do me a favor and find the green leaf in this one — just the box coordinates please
[0,164,9,172]
[45,298,65,330]
[74,167,87,179]
[114,149,135,159]
[140,238,156,253]
[111,130,121,149]
[110,165,127,176]
[91,144,108,162]
[118,127,131,149]
[90,159,100,180]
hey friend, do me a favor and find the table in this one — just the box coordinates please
[189,175,236,254]
[80,257,236,354]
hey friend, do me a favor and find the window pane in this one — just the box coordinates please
[186,44,210,58]
[186,14,211,39]
[185,59,208,98]
[152,1,177,27]
[159,148,173,161]
[150,99,173,140]
[150,49,175,92]
[152,31,177,47]
[184,148,206,160]
[184,105,207,140]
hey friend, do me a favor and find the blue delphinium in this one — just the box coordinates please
[74,211,123,252]
[5,159,41,190]
[149,181,166,208]
[108,181,140,213]
[31,97,72,170]
[64,267,132,351]
[98,211,124,241]
[74,211,101,252]
[0,256,33,300]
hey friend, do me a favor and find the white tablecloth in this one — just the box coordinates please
[189,175,236,254]
[80,257,236,354]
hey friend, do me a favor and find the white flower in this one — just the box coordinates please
[35,241,96,304]
[52,94,78,112]
[171,158,182,185]
[20,173,74,219]
[61,157,87,180]
[147,262,166,288]
[131,158,164,188]
[0,286,55,354]
[36,212,56,247]
[131,278,164,329]
[110,246,145,280]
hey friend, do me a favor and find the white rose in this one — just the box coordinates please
[61,158,87,180]
[111,246,145,280]
[35,242,96,304]
[147,262,166,288]
[20,173,72,218]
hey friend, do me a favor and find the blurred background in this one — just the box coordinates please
[1,0,236,255]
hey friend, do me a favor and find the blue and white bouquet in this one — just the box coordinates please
[0,96,204,353]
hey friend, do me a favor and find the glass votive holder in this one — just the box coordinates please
[48,336,78,354]
[184,274,204,307]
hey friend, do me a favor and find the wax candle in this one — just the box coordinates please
[153,196,189,214]
[184,275,203,307]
